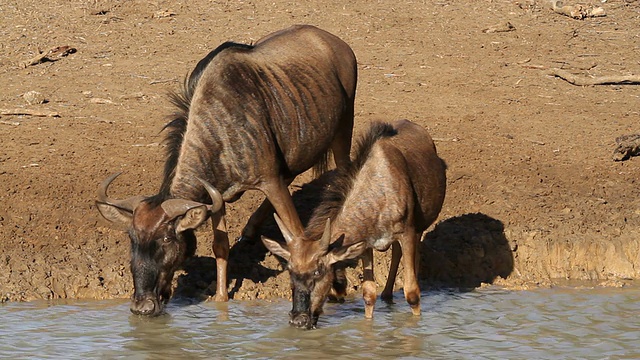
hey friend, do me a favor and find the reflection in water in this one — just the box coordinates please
[1,285,639,359]
[124,312,188,358]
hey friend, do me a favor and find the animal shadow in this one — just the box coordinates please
[171,238,281,303]
[172,255,216,302]
[420,213,514,289]
[227,173,342,296]
[172,174,335,303]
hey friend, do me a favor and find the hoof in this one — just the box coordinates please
[212,293,229,302]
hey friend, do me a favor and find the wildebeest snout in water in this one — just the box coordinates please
[95,25,357,316]
[262,120,447,329]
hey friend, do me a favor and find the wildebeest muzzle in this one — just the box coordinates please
[130,294,162,316]
[290,288,315,329]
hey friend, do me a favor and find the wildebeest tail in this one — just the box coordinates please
[311,151,332,179]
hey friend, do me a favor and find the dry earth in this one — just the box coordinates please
[1,0,639,304]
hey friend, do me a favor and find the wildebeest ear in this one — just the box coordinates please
[326,241,366,265]
[176,205,209,232]
[261,236,291,261]
[96,201,133,227]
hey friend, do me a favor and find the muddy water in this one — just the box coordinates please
[1,286,639,359]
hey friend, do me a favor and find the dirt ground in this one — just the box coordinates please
[1,0,639,303]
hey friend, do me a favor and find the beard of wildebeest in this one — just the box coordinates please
[128,224,196,317]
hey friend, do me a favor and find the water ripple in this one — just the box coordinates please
[1,286,639,359]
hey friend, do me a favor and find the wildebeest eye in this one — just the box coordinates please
[162,236,171,243]
[313,269,323,278]
[312,263,326,278]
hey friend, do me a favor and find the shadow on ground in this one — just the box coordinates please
[420,213,514,289]
[172,237,280,302]
[170,178,513,305]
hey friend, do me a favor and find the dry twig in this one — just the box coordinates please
[0,120,21,126]
[483,22,516,33]
[149,78,178,85]
[0,108,61,117]
[20,46,77,68]
[546,68,640,86]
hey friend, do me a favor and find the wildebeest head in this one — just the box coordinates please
[262,214,364,329]
[96,173,223,316]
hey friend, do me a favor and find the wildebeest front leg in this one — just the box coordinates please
[401,231,421,315]
[211,207,230,301]
[381,242,401,302]
[361,247,377,319]
[261,178,305,237]
[240,177,295,241]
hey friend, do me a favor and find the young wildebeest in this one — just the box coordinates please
[96,25,357,316]
[262,119,446,329]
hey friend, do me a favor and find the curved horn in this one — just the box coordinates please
[161,199,207,220]
[197,177,224,214]
[97,172,145,211]
[319,218,332,252]
[161,178,224,220]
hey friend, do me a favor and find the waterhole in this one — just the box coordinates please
[1,285,638,359]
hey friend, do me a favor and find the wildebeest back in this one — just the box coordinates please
[172,25,357,202]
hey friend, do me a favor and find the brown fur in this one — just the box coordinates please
[262,119,447,328]
[97,25,357,314]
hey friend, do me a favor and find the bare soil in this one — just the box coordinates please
[1,0,639,303]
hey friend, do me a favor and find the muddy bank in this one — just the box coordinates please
[1,0,639,303]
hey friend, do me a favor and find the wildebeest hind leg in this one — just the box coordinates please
[211,207,230,301]
[331,111,354,169]
[381,242,401,302]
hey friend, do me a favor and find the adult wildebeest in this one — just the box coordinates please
[96,25,357,316]
[262,120,446,329]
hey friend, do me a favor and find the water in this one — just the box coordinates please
[1,286,639,359]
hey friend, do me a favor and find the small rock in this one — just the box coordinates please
[153,9,177,18]
[613,134,640,161]
[90,97,115,104]
[23,91,46,105]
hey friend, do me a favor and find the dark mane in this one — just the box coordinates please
[305,122,398,237]
[158,41,255,197]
